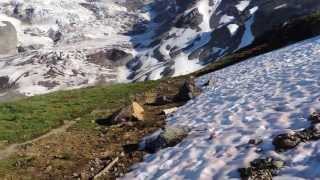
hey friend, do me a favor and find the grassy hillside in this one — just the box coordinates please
[0,81,159,145]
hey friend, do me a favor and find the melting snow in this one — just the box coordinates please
[219,15,235,24]
[249,6,259,14]
[124,36,320,179]
[235,0,250,12]
[197,0,212,32]
[227,24,239,36]
[274,4,288,10]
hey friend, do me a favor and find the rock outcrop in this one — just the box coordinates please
[0,21,17,56]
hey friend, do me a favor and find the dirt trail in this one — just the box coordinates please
[0,120,76,160]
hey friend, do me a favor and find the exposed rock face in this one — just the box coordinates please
[48,29,62,44]
[0,21,17,56]
[87,48,133,67]
[0,76,10,90]
[175,8,203,30]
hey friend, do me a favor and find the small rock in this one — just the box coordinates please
[80,172,89,179]
[100,151,112,159]
[132,102,144,121]
[72,173,80,178]
[272,160,285,169]
[154,96,174,105]
[144,91,158,104]
[161,127,189,147]
[96,102,144,126]
[248,138,263,145]
[122,143,140,154]
[45,166,52,173]
[272,132,301,151]
[141,126,189,153]
[297,124,320,141]
[309,112,320,124]
[201,80,210,87]
[147,95,174,106]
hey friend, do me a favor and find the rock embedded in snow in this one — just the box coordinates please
[272,132,301,151]
[248,138,263,146]
[309,112,320,124]
[139,126,189,153]
[239,157,284,180]
[273,121,320,151]
[296,124,320,141]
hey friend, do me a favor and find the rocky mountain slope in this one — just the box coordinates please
[0,0,319,98]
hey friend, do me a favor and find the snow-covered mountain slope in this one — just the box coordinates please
[123,36,320,179]
[0,0,320,97]
[0,0,150,96]
[128,0,320,81]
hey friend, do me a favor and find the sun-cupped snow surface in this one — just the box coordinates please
[124,36,320,179]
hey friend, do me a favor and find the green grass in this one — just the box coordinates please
[0,81,159,144]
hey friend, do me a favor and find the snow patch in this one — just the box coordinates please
[227,24,239,36]
[219,15,234,24]
[235,0,250,12]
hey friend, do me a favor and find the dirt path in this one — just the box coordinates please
[0,120,76,160]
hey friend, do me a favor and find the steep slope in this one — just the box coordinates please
[124,36,320,179]
[0,0,320,98]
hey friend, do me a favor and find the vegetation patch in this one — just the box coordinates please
[0,81,159,145]
[0,78,188,179]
